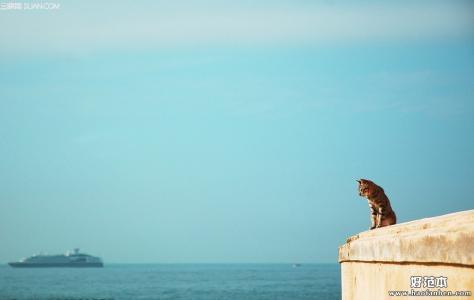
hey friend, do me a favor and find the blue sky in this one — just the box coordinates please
[0,1,473,263]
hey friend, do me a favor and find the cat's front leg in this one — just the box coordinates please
[376,207,384,228]
[369,204,377,230]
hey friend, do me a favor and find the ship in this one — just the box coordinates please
[8,248,103,268]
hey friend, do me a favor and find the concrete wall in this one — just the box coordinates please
[339,210,474,300]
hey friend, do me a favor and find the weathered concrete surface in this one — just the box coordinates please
[342,262,474,300]
[339,210,474,265]
[339,210,474,300]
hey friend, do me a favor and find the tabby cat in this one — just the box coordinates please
[357,179,396,230]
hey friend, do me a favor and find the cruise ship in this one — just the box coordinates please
[8,248,103,268]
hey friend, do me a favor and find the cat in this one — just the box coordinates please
[357,179,397,230]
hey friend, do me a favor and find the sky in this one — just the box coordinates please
[0,0,473,263]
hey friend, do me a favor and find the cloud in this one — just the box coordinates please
[0,1,473,55]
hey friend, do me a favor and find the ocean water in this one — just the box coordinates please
[0,264,340,300]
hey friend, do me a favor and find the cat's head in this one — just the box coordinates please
[357,179,375,198]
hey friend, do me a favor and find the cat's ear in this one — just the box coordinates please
[356,179,361,184]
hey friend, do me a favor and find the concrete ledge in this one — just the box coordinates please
[339,210,474,266]
[341,262,474,300]
[339,210,474,300]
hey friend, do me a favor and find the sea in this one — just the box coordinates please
[0,264,340,300]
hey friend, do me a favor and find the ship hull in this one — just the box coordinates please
[8,262,103,268]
